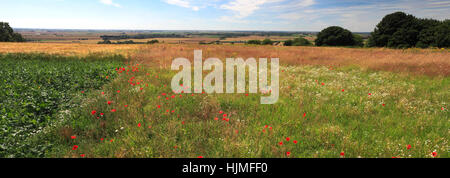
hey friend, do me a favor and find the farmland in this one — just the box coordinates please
[0,42,447,158]
[0,53,124,157]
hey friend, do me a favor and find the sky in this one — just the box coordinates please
[1,0,449,32]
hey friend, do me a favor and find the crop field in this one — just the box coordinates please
[0,43,448,158]
[0,53,124,157]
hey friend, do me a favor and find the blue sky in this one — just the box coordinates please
[1,0,449,31]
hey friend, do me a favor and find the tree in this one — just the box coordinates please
[315,26,359,46]
[367,11,448,48]
[0,22,25,42]
[261,39,273,45]
[284,39,293,46]
[368,12,416,47]
[415,18,441,48]
[353,34,364,47]
[433,20,450,48]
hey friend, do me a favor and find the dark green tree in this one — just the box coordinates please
[0,22,25,42]
[315,26,358,46]
[284,39,293,46]
[261,39,273,45]
[433,20,450,48]
[367,12,448,48]
[368,12,416,47]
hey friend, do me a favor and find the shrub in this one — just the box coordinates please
[247,40,262,45]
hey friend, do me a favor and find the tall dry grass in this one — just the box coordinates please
[134,44,450,77]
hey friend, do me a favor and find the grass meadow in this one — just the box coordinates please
[0,43,448,158]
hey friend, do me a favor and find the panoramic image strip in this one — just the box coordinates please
[0,0,448,174]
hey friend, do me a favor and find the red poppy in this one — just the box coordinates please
[382,104,386,106]
[124,105,128,108]
[286,137,290,142]
[368,93,372,96]
[279,142,283,146]
[407,144,412,150]
[265,125,268,128]
[286,152,291,157]
[197,156,203,158]
[111,109,116,112]
[72,145,78,150]
[157,105,161,108]
[138,123,141,127]
[100,113,104,116]
[214,117,218,121]
[262,129,266,133]
[91,110,96,115]
[432,152,437,157]
[293,140,298,144]
[342,89,345,92]
[107,101,112,105]
[80,154,85,158]
[340,152,345,156]
[71,136,76,139]
[303,113,306,117]
[321,83,325,86]
[117,90,120,93]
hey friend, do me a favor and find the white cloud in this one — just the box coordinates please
[220,0,284,18]
[164,0,201,11]
[99,0,121,7]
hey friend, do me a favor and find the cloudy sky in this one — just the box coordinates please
[1,0,449,31]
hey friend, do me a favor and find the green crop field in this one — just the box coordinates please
[0,53,124,157]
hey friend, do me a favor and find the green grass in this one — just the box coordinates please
[40,62,448,158]
[0,53,124,158]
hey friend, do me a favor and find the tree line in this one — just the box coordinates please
[249,11,448,48]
